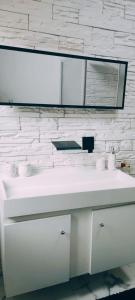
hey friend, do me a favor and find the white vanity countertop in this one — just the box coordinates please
[2,166,135,199]
[1,166,135,218]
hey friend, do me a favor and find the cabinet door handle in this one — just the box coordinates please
[60,230,65,235]
[99,223,104,227]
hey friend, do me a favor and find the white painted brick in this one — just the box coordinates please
[106,140,132,152]
[106,0,126,5]
[53,5,79,23]
[40,130,63,142]
[40,130,96,142]
[35,0,53,3]
[125,2,135,21]
[85,43,135,60]
[79,0,103,20]
[0,156,26,162]
[94,141,106,152]
[0,27,35,48]
[0,143,52,156]
[118,106,135,115]
[0,1,52,18]
[128,61,135,72]
[58,36,84,53]
[114,32,135,47]
[84,28,114,54]
[0,27,59,50]
[53,152,99,167]
[126,71,135,81]
[0,10,28,30]
[40,108,64,118]
[0,106,40,117]
[20,117,58,130]
[34,32,59,51]
[53,0,82,9]
[10,130,39,138]
[125,96,135,107]
[116,151,135,160]
[131,119,135,128]
[0,136,38,144]
[26,155,53,168]
[64,109,130,120]
[58,118,130,130]
[29,16,92,40]
[96,130,135,141]
[64,108,97,118]
[79,8,135,35]
[120,140,133,151]
[0,117,20,130]
[111,111,134,119]
[0,129,39,143]
[28,2,52,18]
[103,0,124,18]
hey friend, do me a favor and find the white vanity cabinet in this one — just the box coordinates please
[1,167,135,298]
[90,204,135,274]
[2,214,71,297]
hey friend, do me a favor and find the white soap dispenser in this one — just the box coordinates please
[108,147,116,170]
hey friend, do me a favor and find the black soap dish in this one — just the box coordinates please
[52,141,81,151]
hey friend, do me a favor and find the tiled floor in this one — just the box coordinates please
[1,263,135,300]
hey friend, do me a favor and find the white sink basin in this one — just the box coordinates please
[1,166,135,199]
[1,166,135,218]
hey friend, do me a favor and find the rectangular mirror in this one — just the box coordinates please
[0,45,128,109]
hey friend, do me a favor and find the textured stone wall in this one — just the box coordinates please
[0,0,135,174]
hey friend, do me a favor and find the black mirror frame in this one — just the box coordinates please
[0,45,128,109]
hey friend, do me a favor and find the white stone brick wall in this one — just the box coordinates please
[0,0,135,174]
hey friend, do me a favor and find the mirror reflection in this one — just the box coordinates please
[0,47,127,108]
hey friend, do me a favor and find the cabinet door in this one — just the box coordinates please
[90,205,135,274]
[2,215,71,297]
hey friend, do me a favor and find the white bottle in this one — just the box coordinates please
[18,162,32,177]
[96,157,105,171]
[108,147,116,170]
[4,162,18,177]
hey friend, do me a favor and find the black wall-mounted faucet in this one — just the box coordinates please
[82,136,94,153]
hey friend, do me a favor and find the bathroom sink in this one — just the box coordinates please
[1,166,135,218]
[1,166,135,199]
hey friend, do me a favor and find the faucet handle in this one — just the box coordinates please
[82,136,94,153]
